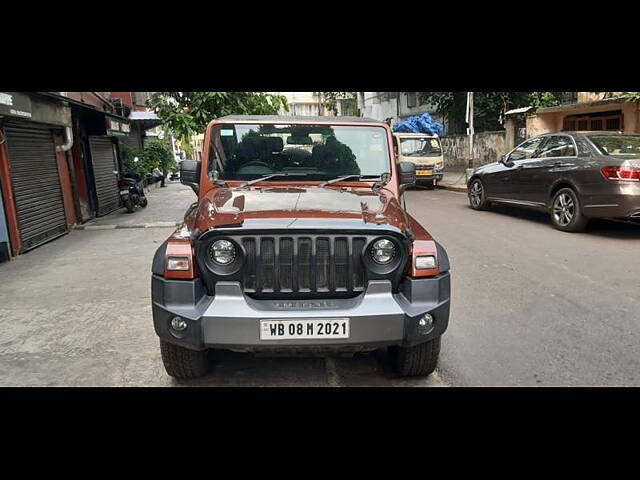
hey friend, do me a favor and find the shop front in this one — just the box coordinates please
[70,105,130,220]
[0,92,75,255]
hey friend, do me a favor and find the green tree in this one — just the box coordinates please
[418,92,563,133]
[140,139,174,187]
[319,92,358,116]
[621,92,640,104]
[319,92,360,116]
[147,92,288,149]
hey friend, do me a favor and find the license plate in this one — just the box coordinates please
[416,170,433,176]
[120,189,130,195]
[260,318,350,340]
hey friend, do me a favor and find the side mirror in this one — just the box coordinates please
[180,160,201,195]
[398,162,416,193]
[500,154,515,168]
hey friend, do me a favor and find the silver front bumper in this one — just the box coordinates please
[152,274,451,352]
[202,281,406,348]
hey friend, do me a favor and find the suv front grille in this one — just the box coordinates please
[240,235,367,296]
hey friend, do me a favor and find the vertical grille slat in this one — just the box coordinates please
[242,238,257,291]
[238,235,368,296]
[279,238,294,291]
[316,238,330,291]
[352,238,366,290]
[260,238,275,292]
[298,238,312,291]
[334,238,348,291]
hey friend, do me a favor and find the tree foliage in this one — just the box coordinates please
[147,92,289,146]
[319,92,358,116]
[621,92,640,104]
[141,139,175,175]
[418,92,563,133]
[121,138,176,179]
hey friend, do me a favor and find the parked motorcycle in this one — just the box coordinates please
[119,172,148,213]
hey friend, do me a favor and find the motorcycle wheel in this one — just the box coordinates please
[140,197,148,208]
[125,198,134,213]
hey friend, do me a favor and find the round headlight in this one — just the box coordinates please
[209,239,237,265]
[371,238,395,264]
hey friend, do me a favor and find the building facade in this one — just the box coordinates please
[272,92,358,117]
[358,92,444,127]
[526,92,638,137]
[0,92,159,261]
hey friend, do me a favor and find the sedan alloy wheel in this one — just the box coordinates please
[550,188,589,232]
[552,192,575,226]
[468,179,490,210]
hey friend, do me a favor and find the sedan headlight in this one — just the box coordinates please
[371,238,396,265]
[209,239,237,265]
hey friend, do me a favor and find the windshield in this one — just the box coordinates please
[399,137,442,157]
[589,135,640,156]
[208,123,390,181]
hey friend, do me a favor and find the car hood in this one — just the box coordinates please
[474,161,499,173]
[193,185,410,233]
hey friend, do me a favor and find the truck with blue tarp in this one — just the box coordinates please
[392,113,444,188]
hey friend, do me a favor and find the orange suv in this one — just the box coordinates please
[151,116,451,379]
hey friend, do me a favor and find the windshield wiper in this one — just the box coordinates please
[240,173,307,188]
[319,174,382,188]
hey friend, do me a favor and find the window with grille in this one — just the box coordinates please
[606,117,621,130]
[563,111,624,132]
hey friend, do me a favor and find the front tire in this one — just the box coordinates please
[468,178,490,210]
[160,340,210,379]
[422,179,436,190]
[390,336,441,377]
[550,188,588,232]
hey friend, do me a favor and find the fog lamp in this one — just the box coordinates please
[170,316,187,332]
[417,314,434,335]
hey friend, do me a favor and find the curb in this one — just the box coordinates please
[75,222,181,230]
[437,184,467,193]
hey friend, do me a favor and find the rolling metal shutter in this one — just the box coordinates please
[4,122,68,253]
[89,137,120,216]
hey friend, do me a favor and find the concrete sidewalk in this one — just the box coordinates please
[76,180,196,230]
[437,166,468,193]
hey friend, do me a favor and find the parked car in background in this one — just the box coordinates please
[393,133,444,189]
[152,116,451,379]
[467,131,640,231]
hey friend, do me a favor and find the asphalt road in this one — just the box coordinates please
[405,187,640,386]
[1,182,638,386]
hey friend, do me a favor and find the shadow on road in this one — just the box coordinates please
[473,204,640,239]
[167,349,443,387]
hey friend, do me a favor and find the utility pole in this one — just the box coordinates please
[170,133,177,160]
[466,91,474,169]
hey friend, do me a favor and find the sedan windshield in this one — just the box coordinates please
[589,135,640,156]
[208,123,390,181]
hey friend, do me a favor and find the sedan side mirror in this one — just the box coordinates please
[398,161,416,193]
[500,154,515,168]
[180,160,201,195]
